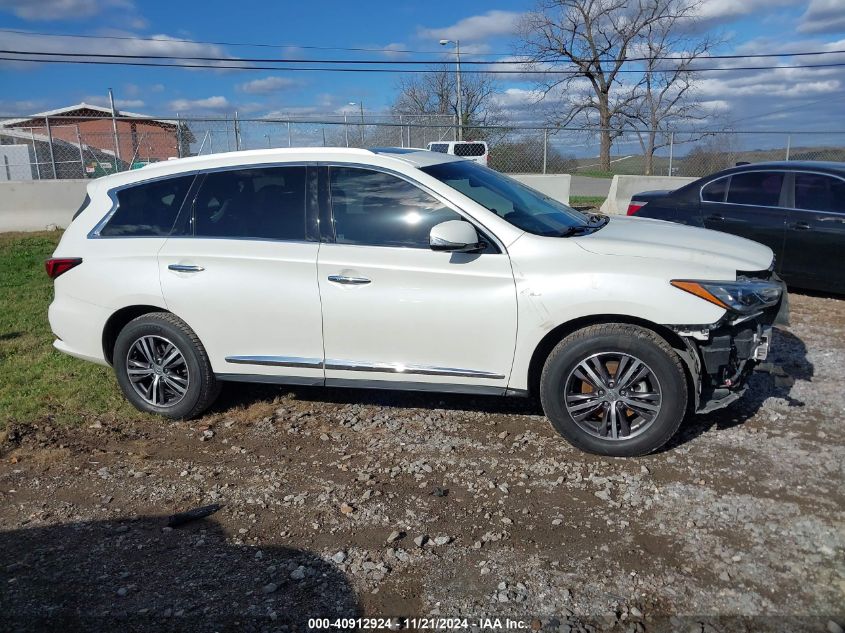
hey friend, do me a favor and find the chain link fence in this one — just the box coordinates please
[2,114,844,181]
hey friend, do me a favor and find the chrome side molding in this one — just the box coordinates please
[224,355,323,369]
[224,355,504,380]
[324,359,505,379]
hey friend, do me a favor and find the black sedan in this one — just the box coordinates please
[628,161,845,294]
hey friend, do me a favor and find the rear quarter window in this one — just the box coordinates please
[100,175,194,237]
[429,144,448,154]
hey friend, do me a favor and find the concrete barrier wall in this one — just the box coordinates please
[599,175,698,215]
[510,174,571,205]
[0,180,89,232]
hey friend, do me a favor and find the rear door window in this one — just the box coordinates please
[453,143,487,157]
[193,166,307,240]
[726,171,784,207]
[100,175,194,236]
[794,173,845,213]
[701,178,728,202]
[429,144,448,154]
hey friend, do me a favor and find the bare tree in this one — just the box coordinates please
[629,10,716,174]
[393,65,503,141]
[518,0,707,172]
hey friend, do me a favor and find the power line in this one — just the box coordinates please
[5,48,845,66]
[1,28,845,63]
[2,54,845,74]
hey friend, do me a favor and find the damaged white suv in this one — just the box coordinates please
[47,148,787,456]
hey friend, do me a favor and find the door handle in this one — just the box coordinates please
[168,264,205,272]
[789,222,811,231]
[818,216,845,224]
[706,214,725,221]
[328,275,371,285]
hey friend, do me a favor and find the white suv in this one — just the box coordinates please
[47,148,786,456]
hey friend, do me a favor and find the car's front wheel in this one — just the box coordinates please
[113,312,220,419]
[540,323,688,457]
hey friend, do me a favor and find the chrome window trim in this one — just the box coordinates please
[699,168,845,213]
[87,160,508,250]
[225,355,323,369]
[224,355,505,380]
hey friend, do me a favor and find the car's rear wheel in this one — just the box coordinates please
[113,312,220,419]
[540,323,688,457]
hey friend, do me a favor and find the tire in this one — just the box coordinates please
[540,323,688,457]
[113,312,220,419]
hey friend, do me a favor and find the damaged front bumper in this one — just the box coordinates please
[671,279,789,414]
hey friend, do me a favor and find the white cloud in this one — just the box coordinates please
[381,43,408,60]
[417,10,523,42]
[0,0,133,20]
[0,29,241,70]
[237,76,298,95]
[690,0,804,24]
[798,0,845,34]
[168,96,230,112]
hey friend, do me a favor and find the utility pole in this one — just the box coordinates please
[108,88,122,169]
[439,39,463,141]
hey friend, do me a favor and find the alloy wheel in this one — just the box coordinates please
[563,351,662,441]
[125,335,190,407]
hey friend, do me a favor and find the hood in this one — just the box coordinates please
[575,215,773,272]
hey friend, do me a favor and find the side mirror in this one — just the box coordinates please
[429,220,484,253]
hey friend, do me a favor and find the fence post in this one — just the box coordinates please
[344,114,349,147]
[44,116,58,179]
[785,134,791,161]
[30,128,41,180]
[542,129,548,175]
[176,113,183,158]
[287,121,292,147]
[75,125,85,178]
[233,111,242,150]
[668,132,674,176]
[399,115,404,147]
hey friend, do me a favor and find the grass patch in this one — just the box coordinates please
[569,196,606,208]
[0,231,146,428]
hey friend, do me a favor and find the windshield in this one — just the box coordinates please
[421,160,591,236]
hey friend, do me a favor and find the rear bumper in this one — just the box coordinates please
[48,295,110,366]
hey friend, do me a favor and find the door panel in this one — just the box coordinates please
[782,172,845,291]
[158,165,324,380]
[159,239,323,379]
[317,165,517,389]
[318,244,517,387]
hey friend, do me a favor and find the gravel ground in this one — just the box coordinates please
[0,291,843,633]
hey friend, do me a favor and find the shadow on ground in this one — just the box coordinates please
[208,327,811,454]
[0,515,360,632]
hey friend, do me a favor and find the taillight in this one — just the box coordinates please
[45,258,82,279]
[627,201,646,216]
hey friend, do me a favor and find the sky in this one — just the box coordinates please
[0,0,844,138]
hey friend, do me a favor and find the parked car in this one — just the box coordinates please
[427,140,489,166]
[47,148,786,457]
[627,161,845,294]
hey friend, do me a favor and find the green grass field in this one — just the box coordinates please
[0,231,145,428]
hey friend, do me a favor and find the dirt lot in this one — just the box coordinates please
[1,291,843,633]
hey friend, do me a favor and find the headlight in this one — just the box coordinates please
[670,279,782,314]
